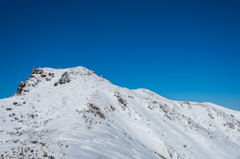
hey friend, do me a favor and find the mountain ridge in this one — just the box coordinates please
[0,66,240,159]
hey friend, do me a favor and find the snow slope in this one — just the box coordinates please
[0,66,240,159]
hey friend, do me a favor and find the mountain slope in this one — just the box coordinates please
[0,66,240,159]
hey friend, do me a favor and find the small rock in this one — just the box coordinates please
[45,77,51,81]
[31,140,38,144]
[32,68,36,74]
[41,74,47,77]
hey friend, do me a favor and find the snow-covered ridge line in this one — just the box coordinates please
[1,66,240,159]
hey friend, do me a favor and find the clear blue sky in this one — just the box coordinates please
[0,0,240,111]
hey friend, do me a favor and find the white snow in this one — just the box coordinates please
[0,66,240,159]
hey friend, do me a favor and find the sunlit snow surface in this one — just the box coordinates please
[0,66,240,159]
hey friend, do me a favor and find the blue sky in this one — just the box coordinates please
[0,0,240,111]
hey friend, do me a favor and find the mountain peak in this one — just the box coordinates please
[13,66,105,97]
[1,66,240,159]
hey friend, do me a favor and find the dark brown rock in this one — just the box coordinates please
[41,74,46,77]
[36,69,43,74]
[62,72,67,77]
[16,81,25,95]
[29,74,35,78]
[58,72,70,85]
[32,68,36,74]
[32,68,43,74]
[31,140,38,144]
[45,77,51,81]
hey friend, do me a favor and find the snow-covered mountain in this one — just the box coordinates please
[0,66,240,159]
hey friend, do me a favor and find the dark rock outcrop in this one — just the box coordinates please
[41,74,47,77]
[53,72,70,86]
[45,77,51,81]
[32,68,43,74]
[16,81,25,95]
[59,72,70,84]
[48,73,54,76]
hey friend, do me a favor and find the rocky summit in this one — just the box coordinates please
[0,66,240,159]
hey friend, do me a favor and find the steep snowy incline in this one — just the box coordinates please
[0,66,240,159]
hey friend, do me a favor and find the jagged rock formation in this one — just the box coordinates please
[1,66,240,159]
[16,81,25,95]
[54,71,70,86]
[13,68,57,96]
[31,68,43,74]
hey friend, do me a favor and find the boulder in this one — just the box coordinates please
[31,68,36,74]
[36,69,43,74]
[31,68,43,74]
[29,74,35,78]
[41,74,46,77]
[16,81,25,95]
[45,77,51,81]
[58,72,70,85]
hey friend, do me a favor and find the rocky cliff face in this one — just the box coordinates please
[1,66,240,159]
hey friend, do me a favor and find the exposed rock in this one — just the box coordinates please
[110,105,115,111]
[31,68,43,74]
[45,77,51,81]
[29,74,35,78]
[61,72,67,77]
[31,68,36,74]
[48,73,54,76]
[88,103,105,119]
[59,72,70,84]
[41,74,47,77]
[54,82,58,86]
[226,122,235,129]
[38,69,43,74]
[16,81,25,95]
[31,140,38,144]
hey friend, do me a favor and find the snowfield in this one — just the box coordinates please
[0,66,240,159]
